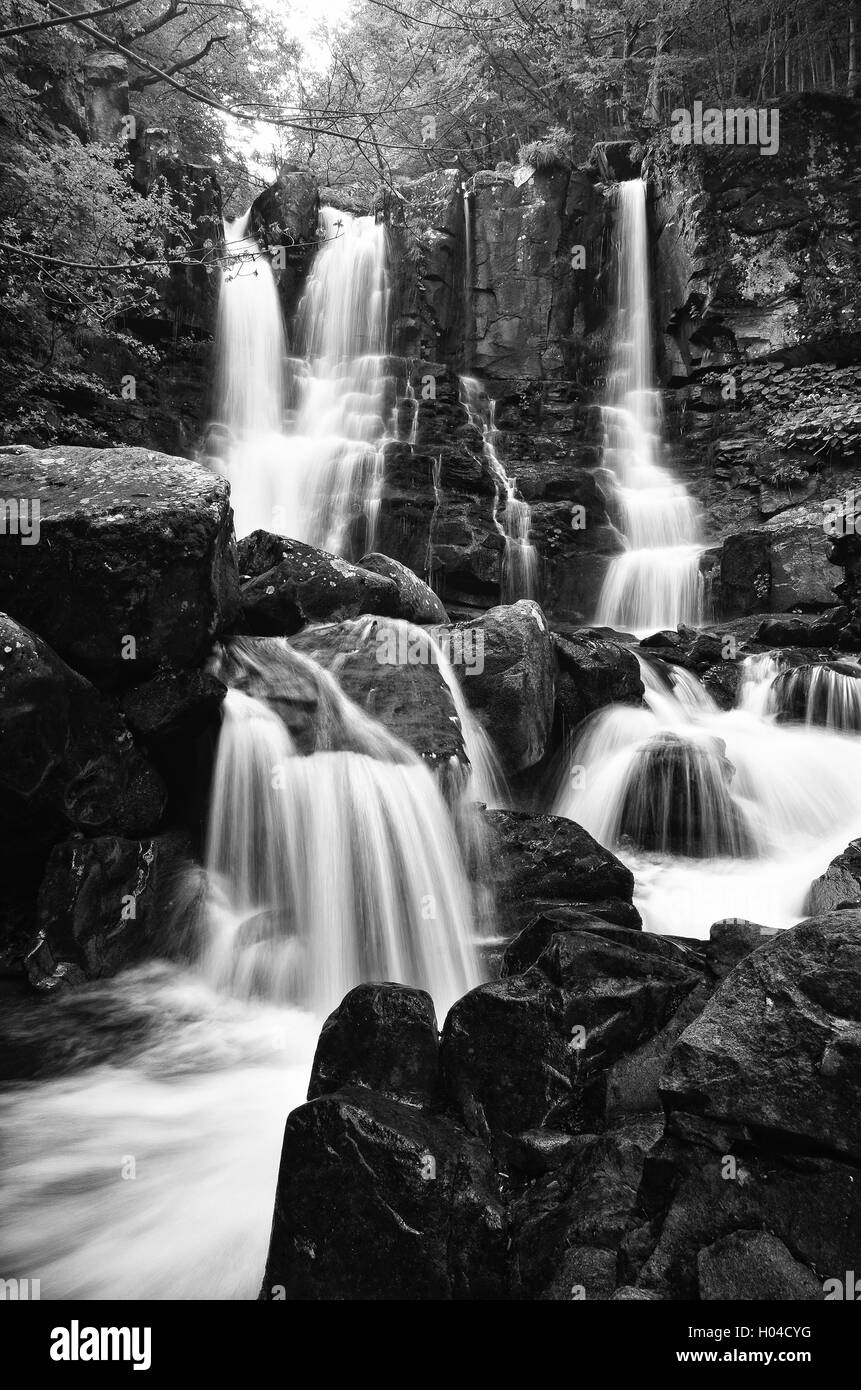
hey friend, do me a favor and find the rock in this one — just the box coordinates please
[454,602,554,774]
[120,667,226,743]
[553,632,644,729]
[250,167,318,316]
[237,532,401,631]
[83,51,128,143]
[260,1087,506,1300]
[25,831,192,991]
[706,918,771,979]
[359,553,448,624]
[441,926,703,1150]
[619,732,754,857]
[637,1134,860,1300]
[755,608,849,646]
[718,533,771,617]
[307,983,439,1109]
[0,614,166,854]
[808,840,861,915]
[289,618,465,768]
[0,447,239,683]
[502,908,642,976]
[510,1115,664,1300]
[482,810,636,933]
[697,1230,824,1301]
[661,911,861,1163]
[769,527,837,612]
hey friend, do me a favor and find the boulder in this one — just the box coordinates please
[26,831,193,991]
[290,618,465,768]
[706,917,772,980]
[553,632,644,730]
[0,447,239,683]
[661,911,861,1163]
[697,1230,824,1301]
[807,840,861,915]
[769,526,838,612]
[0,614,165,852]
[482,810,636,933]
[441,926,703,1151]
[453,602,555,774]
[359,553,448,624]
[307,983,439,1109]
[755,608,849,647]
[237,532,400,632]
[260,1087,507,1300]
[120,667,226,744]
[717,533,771,617]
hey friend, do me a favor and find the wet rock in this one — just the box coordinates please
[697,1229,824,1301]
[502,909,643,976]
[808,840,861,915]
[661,911,861,1163]
[0,447,239,684]
[482,810,636,933]
[359,553,448,624]
[510,1115,664,1300]
[453,601,554,774]
[0,614,166,855]
[769,660,861,728]
[441,926,702,1151]
[619,732,754,857]
[307,983,439,1109]
[237,532,400,630]
[26,831,192,991]
[706,917,772,979]
[769,527,837,612]
[290,617,465,768]
[261,1087,507,1300]
[755,608,849,647]
[717,533,771,616]
[553,632,643,730]
[120,667,226,744]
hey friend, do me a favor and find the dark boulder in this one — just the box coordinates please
[661,911,861,1164]
[261,1087,507,1300]
[237,532,400,631]
[359,553,448,624]
[26,830,193,991]
[307,983,439,1109]
[807,840,861,915]
[618,732,754,858]
[453,601,554,775]
[718,533,771,617]
[553,631,643,730]
[697,1229,824,1301]
[120,667,226,744]
[0,447,239,684]
[482,810,636,933]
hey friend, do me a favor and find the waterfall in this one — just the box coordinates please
[461,376,539,602]
[463,186,473,370]
[769,661,861,731]
[554,652,861,936]
[595,179,703,633]
[201,639,480,1018]
[209,206,392,553]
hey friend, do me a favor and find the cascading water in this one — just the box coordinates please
[461,376,539,602]
[208,206,392,553]
[202,637,481,1018]
[768,659,861,731]
[595,179,703,633]
[554,651,861,936]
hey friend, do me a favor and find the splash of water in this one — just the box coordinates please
[209,206,392,552]
[461,376,539,602]
[202,639,480,1018]
[554,652,861,935]
[595,180,703,633]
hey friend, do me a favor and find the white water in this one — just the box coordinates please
[596,180,703,633]
[208,206,392,552]
[554,652,861,936]
[203,639,481,1019]
[768,659,861,731]
[461,376,539,602]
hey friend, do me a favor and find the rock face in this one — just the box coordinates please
[453,601,555,774]
[0,614,166,852]
[26,831,192,991]
[483,810,637,932]
[0,448,239,683]
[261,1087,507,1300]
[307,983,440,1109]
